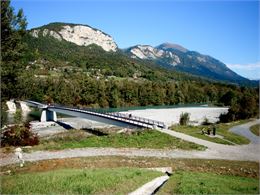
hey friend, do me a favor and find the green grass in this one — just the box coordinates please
[250,124,260,136]
[2,157,258,194]
[159,171,259,194]
[2,157,258,179]
[32,129,206,151]
[171,120,250,145]
[1,167,163,194]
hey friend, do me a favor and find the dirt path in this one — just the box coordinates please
[1,120,259,166]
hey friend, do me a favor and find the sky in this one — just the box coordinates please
[11,0,260,80]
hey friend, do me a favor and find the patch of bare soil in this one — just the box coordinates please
[2,156,258,179]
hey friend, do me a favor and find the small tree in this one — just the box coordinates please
[202,117,211,125]
[14,109,22,124]
[1,124,39,147]
[179,112,190,126]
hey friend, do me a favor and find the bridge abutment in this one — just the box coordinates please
[40,109,57,122]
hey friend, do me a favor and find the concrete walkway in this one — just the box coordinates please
[1,120,259,166]
[128,175,169,195]
[157,128,220,149]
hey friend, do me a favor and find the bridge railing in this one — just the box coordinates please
[46,103,166,129]
[106,112,165,128]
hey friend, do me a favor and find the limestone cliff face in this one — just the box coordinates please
[128,45,181,66]
[125,43,249,83]
[30,23,118,52]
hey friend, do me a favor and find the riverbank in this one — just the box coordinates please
[28,106,228,136]
[121,107,229,126]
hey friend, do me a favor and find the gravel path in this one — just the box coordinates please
[1,120,259,166]
[229,120,260,144]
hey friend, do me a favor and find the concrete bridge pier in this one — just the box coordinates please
[40,109,57,122]
[6,100,16,112]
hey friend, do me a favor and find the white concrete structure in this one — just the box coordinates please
[129,175,169,195]
[6,100,16,112]
[19,101,31,112]
[40,109,57,122]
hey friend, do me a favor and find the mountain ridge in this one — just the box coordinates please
[26,22,254,85]
[126,44,250,84]
[29,22,118,52]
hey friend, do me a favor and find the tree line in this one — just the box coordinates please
[16,72,259,110]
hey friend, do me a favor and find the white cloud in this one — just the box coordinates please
[226,62,260,80]
[227,62,260,70]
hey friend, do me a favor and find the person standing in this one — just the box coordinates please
[15,147,24,167]
[213,125,216,136]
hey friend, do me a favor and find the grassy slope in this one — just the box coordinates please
[171,120,250,145]
[32,129,206,151]
[159,171,259,194]
[1,167,162,194]
[2,157,258,178]
[2,157,259,195]
[250,124,260,136]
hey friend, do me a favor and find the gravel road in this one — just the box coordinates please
[1,120,259,166]
[229,120,260,144]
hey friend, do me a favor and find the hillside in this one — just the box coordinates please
[126,43,253,85]
[24,22,257,86]
[29,22,118,52]
[24,23,208,83]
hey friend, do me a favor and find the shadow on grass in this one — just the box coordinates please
[81,128,108,136]
[56,121,74,130]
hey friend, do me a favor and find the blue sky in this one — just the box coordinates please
[12,0,260,79]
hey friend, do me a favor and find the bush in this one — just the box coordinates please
[219,111,235,123]
[202,117,211,125]
[179,112,190,126]
[1,124,39,147]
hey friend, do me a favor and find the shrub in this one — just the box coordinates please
[1,124,39,147]
[179,112,190,126]
[202,117,211,125]
[219,111,235,123]
[14,109,22,124]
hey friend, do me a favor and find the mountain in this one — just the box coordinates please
[25,22,255,86]
[126,43,251,84]
[29,22,118,52]
[25,23,202,83]
[157,42,188,53]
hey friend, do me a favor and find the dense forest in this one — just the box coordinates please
[1,0,259,125]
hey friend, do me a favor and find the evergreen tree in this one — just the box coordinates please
[1,0,27,100]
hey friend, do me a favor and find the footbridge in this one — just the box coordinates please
[24,100,166,129]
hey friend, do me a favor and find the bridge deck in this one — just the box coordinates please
[25,100,166,129]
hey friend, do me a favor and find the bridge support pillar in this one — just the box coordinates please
[40,109,57,122]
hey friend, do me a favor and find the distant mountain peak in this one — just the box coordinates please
[126,43,249,83]
[156,42,188,53]
[29,22,118,52]
[127,44,181,66]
